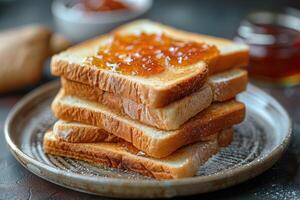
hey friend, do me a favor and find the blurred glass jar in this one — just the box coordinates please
[235,11,300,86]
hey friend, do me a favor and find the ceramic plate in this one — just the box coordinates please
[5,81,292,198]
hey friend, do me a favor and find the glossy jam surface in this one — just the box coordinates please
[81,0,129,12]
[85,33,219,77]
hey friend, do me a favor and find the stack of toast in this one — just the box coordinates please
[44,20,248,179]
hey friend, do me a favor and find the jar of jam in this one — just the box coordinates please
[235,11,300,86]
[80,0,129,12]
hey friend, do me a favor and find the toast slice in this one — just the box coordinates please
[52,91,245,158]
[209,69,248,101]
[61,69,247,130]
[44,128,233,179]
[51,20,248,108]
[54,120,220,144]
[54,120,124,143]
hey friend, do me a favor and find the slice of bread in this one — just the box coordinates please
[61,69,247,130]
[52,91,245,158]
[209,69,248,102]
[44,128,233,179]
[51,20,248,108]
[54,120,123,143]
[54,120,216,144]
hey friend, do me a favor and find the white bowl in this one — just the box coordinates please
[52,0,152,42]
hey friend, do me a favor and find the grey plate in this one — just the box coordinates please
[5,80,292,198]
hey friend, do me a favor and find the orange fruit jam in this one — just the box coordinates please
[81,0,129,12]
[85,33,219,77]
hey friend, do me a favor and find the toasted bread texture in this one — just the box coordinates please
[210,69,248,102]
[61,80,212,130]
[62,69,247,130]
[54,120,217,143]
[44,128,233,179]
[54,120,123,143]
[51,20,248,108]
[52,91,245,158]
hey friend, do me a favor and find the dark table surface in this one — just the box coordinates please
[1,0,300,199]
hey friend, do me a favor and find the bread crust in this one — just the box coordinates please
[44,128,233,179]
[52,91,245,158]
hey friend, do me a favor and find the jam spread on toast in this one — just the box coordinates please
[85,33,219,77]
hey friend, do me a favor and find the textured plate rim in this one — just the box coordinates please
[4,80,292,198]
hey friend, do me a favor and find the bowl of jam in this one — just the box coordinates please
[52,0,152,42]
[235,11,300,86]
